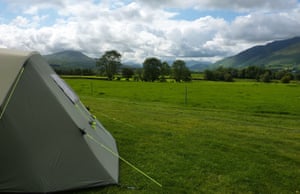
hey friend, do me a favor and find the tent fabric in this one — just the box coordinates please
[0,49,37,107]
[0,49,119,193]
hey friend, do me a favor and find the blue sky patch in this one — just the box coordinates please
[168,8,243,22]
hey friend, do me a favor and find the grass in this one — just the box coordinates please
[65,79,300,194]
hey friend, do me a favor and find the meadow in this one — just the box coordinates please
[65,78,300,194]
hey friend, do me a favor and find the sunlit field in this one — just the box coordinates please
[65,79,300,194]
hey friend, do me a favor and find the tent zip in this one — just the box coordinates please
[86,133,162,188]
[0,67,25,120]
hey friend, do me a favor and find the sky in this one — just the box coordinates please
[0,0,300,63]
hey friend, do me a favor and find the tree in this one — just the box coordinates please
[281,74,291,83]
[204,69,215,80]
[172,60,191,82]
[122,67,134,81]
[260,71,272,82]
[275,70,288,80]
[160,61,171,82]
[96,50,122,80]
[295,72,300,81]
[133,68,143,81]
[224,73,233,82]
[143,57,161,82]
[244,66,265,80]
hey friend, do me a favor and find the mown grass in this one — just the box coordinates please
[65,79,300,194]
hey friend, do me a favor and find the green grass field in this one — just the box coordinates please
[65,79,300,194]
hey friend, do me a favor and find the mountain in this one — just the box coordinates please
[158,60,212,72]
[186,61,212,72]
[214,37,300,70]
[43,50,96,69]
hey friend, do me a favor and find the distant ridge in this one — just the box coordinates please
[43,50,212,71]
[186,61,212,72]
[213,37,300,70]
[43,50,96,69]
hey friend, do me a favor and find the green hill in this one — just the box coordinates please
[43,50,96,69]
[214,37,300,70]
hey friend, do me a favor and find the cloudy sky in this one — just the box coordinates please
[1,0,300,63]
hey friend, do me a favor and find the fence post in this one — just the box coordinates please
[185,86,188,105]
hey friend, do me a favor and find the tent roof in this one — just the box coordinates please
[0,48,37,107]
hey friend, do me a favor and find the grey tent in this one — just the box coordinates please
[0,48,119,193]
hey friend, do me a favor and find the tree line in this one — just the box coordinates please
[53,49,300,83]
[204,66,300,83]
[95,50,191,82]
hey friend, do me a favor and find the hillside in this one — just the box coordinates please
[186,61,212,72]
[43,50,96,69]
[214,37,300,70]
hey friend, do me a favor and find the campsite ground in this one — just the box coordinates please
[65,79,300,194]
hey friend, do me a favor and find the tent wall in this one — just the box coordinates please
[0,54,118,193]
[28,54,119,186]
[0,49,36,109]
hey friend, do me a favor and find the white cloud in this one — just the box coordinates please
[0,0,300,64]
[196,0,298,11]
[10,16,30,27]
[223,10,300,43]
[137,0,298,11]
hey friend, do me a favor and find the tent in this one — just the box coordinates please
[0,48,119,193]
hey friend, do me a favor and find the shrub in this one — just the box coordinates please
[296,73,300,81]
[281,75,291,83]
[260,72,271,83]
[224,73,233,82]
